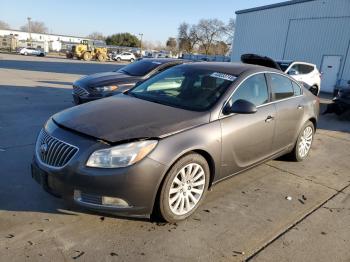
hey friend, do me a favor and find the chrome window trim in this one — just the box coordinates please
[35,129,79,170]
[219,71,304,119]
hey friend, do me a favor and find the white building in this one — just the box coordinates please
[231,0,350,93]
[0,29,97,52]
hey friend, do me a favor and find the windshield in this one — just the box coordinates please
[116,60,161,76]
[277,61,292,72]
[128,66,236,111]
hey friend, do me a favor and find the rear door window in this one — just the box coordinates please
[269,74,295,100]
[299,64,314,74]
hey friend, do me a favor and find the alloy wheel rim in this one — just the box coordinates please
[298,126,313,158]
[168,163,206,216]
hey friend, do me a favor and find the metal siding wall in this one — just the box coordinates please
[232,0,350,83]
[283,17,350,84]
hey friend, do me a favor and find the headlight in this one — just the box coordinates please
[93,85,118,92]
[86,140,158,168]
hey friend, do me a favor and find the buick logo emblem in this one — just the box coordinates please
[40,143,48,155]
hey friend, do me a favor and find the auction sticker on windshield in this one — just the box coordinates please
[210,72,236,81]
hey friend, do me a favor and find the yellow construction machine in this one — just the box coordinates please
[66,40,107,62]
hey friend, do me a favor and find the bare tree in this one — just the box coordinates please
[0,20,10,30]
[87,32,105,40]
[213,41,230,55]
[166,37,177,54]
[20,21,48,33]
[197,19,226,55]
[224,18,235,44]
[178,22,199,53]
[142,40,156,50]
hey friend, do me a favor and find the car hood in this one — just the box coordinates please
[53,94,210,143]
[75,71,141,87]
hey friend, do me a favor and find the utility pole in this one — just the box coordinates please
[139,33,143,57]
[27,17,32,46]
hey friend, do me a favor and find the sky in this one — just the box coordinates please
[1,0,282,43]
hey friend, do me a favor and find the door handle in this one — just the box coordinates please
[265,115,274,123]
[297,105,304,110]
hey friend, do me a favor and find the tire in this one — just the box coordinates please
[24,52,28,56]
[97,54,106,62]
[83,52,92,61]
[116,57,121,62]
[157,153,210,223]
[309,85,319,96]
[290,121,315,162]
[130,58,134,62]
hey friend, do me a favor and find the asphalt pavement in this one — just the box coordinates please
[0,53,349,262]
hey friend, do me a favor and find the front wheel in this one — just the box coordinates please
[83,52,92,61]
[97,53,106,62]
[290,121,315,161]
[157,153,209,223]
[130,58,134,62]
[116,57,121,62]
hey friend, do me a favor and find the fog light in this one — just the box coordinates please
[102,196,129,207]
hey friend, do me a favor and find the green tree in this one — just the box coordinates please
[105,33,140,47]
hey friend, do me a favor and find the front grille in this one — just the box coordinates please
[80,192,102,205]
[73,85,89,97]
[36,129,78,168]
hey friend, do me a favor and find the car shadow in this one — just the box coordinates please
[0,59,123,75]
[0,84,151,222]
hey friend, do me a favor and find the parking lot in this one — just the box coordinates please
[0,53,349,261]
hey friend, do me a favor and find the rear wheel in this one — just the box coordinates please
[83,52,92,61]
[158,153,209,223]
[130,58,134,62]
[290,121,315,161]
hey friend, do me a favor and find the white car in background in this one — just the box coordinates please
[19,47,45,57]
[113,52,136,62]
[277,61,321,96]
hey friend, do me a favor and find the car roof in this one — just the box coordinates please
[180,62,281,76]
[276,60,294,64]
[276,60,316,66]
[141,58,188,64]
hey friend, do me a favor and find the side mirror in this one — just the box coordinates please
[223,99,257,115]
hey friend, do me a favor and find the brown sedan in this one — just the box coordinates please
[32,62,319,222]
